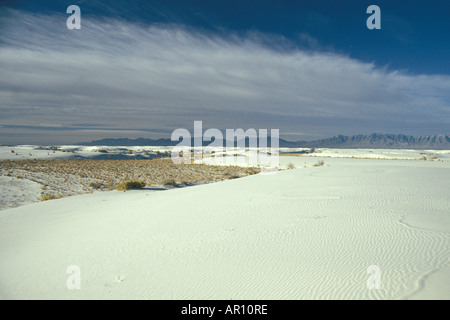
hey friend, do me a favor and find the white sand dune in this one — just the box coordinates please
[0,145,173,161]
[0,155,449,300]
[0,176,42,210]
[280,148,450,161]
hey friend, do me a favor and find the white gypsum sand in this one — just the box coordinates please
[0,152,449,299]
[0,176,42,210]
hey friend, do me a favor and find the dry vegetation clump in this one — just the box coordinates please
[116,180,146,191]
[0,159,260,199]
[163,179,178,187]
[313,160,325,167]
[89,181,104,190]
[41,194,62,201]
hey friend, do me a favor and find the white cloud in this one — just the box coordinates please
[0,9,449,143]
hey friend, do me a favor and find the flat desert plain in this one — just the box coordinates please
[0,147,449,299]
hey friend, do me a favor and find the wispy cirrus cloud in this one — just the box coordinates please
[0,9,449,144]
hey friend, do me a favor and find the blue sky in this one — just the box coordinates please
[0,0,449,144]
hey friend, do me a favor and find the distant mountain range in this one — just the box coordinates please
[78,133,450,149]
[284,133,450,149]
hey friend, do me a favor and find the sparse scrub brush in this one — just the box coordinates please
[116,180,145,191]
[89,182,104,190]
[163,179,178,187]
[224,173,241,179]
[287,163,295,169]
[41,194,62,201]
[313,160,324,167]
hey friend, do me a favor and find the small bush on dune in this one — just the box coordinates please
[116,180,146,191]
[163,179,178,187]
[105,180,116,191]
[223,173,241,179]
[313,160,325,167]
[41,194,62,201]
[89,182,104,190]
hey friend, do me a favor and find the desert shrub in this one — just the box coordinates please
[287,163,295,169]
[116,180,145,191]
[41,194,62,201]
[89,182,104,190]
[163,179,178,187]
[313,160,324,167]
[224,173,241,179]
[106,180,116,191]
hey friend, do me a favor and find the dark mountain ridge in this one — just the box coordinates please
[77,133,450,149]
